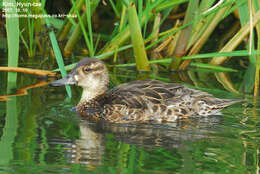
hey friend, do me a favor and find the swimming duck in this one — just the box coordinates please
[51,58,241,123]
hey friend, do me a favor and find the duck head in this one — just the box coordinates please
[51,58,109,102]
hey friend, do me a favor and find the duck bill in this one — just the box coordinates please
[51,74,76,86]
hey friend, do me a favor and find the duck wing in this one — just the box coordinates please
[103,79,241,123]
[106,79,213,108]
[102,80,195,122]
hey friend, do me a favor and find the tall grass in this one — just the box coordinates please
[64,0,100,56]
[57,0,260,95]
[253,0,260,96]
[169,0,198,70]
[41,0,72,98]
[127,2,150,71]
[4,0,19,84]
[0,1,19,159]
[2,0,260,96]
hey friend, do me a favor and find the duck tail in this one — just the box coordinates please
[219,98,244,108]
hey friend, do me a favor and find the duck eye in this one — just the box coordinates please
[84,68,91,72]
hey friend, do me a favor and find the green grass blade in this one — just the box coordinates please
[238,0,255,64]
[138,0,143,21]
[94,34,101,54]
[112,57,237,72]
[54,44,133,72]
[108,0,120,18]
[238,1,249,26]
[86,0,94,56]
[170,0,199,70]
[98,25,131,59]
[99,0,187,60]
[182,50,259,59]
[234,0,256,92]
[72,0,91,55]
[64,0,100,55]
[113,5,127,62]
[19,31,29,53]
[4,0,19,83]
[41,3,72,98]
[190,62,237,72]
[253,0,260,96]
[210,9,260,65]
[142,0,147,37]
[57,0,85,40]
[26,9,34,57]
[127,2,150,71]
[155,0,189,12]
[224,0,247,18]
[147,0,235,51]
[50,33,72,97]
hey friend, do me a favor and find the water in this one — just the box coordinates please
[0,68,259,174]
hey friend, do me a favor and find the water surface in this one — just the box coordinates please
[0,66,259,174]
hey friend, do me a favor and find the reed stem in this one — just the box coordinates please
[128,2,150,71]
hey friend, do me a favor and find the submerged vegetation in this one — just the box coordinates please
[0,0,260,96]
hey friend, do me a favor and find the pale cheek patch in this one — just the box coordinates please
[78,75,100,89]
[74,75,79,82]
[88,75,100,88]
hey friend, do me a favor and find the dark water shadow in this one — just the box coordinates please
[49,114,222,166]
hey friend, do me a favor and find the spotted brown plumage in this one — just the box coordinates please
[51,58,242,123]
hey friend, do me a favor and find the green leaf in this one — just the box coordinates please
[5,0,19,83]
[128,2,150,71]
[41,5,72,98]
[190,62,237,72]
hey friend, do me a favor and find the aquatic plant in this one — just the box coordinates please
[0,0,260,96]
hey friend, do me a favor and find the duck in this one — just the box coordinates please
[51,58,242,123]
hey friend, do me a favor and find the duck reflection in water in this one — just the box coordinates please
[53,116,220,166]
